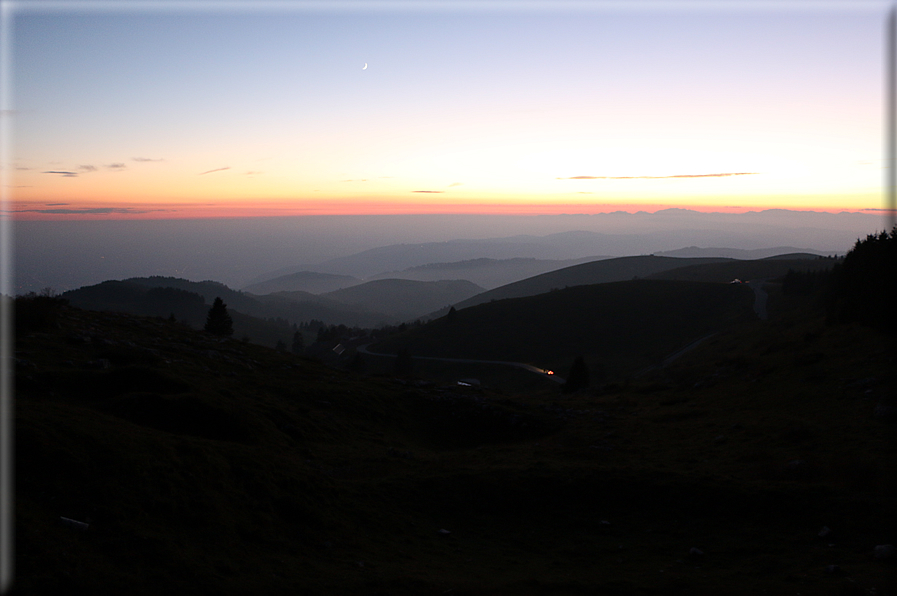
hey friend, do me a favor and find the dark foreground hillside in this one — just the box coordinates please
[12,288,897,595]
[373,279,757,376]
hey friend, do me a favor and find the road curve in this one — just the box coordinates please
[356,344,566,384]
[747,278,769,320]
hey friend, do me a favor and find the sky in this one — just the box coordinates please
[2,0,893,220]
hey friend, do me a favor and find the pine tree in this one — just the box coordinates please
[204,297,234,337]
[291,330,304,354]
[828,226,897,332]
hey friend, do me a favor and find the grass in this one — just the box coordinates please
[11,284,897,595]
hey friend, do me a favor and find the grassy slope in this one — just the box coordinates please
[449,256,732,311]
[373,279,757,375]
[13,288,897,595]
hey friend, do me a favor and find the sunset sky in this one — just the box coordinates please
[3,1,892,219]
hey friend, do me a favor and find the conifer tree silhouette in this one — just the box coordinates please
[204,297,234,336]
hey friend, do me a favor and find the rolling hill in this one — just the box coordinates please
[60,278,392,345]
[14,278,895,595]
[242,271,363,295]
[646,254,838,284]
[366,256,608,290]
[656,246,831,259]
[320,278,484,322]
[444,255,732,313]
[373,278,758,375]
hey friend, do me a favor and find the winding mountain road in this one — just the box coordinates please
[356,343,566,384]
[359,279,769,384]
[747,278,769,320]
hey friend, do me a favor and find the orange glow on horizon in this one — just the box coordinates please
[6,198,883,221]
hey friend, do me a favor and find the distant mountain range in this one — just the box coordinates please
[17,209,880,294]
[243,271,362,295]
[298,233,831,280]
[61,252,834,343]
[244,244,828,296]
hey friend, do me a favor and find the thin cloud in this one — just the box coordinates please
[132,157,163,162]
[557,172,759,180]
[412,190,443,193]
[199,167,230,175]
[342,178,369,182]
[15,166,32,171]
[12,207,167,215]
[78,165,97,172]
[448,182,463,188]
[106,163,127,170]
[244,171,263,176]
[42,170,78,177]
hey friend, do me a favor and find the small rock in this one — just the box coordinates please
[438,529,451,535]
[688,547,704,556]
[873,544,895,559]
[818,526,832,538]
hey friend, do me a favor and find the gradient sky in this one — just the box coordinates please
[3,1,892,219]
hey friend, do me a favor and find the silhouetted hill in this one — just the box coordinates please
[447,255,731,313]
[62,280,300,348]
[646,255,837,283]
[15,286,895,595]
[367,256,608,289]
[125,276,256,311]
[374,279,757,374]
[62,277,393,345]
[253,290,396,328]
[656,246,831,259]
[321,279,484,321]
[242,271,363,295]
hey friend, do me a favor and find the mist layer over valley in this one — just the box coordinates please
[14,210,882,295]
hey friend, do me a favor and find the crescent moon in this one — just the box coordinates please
[362,63,368,70]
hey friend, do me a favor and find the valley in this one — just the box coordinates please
[13,234,896,594]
